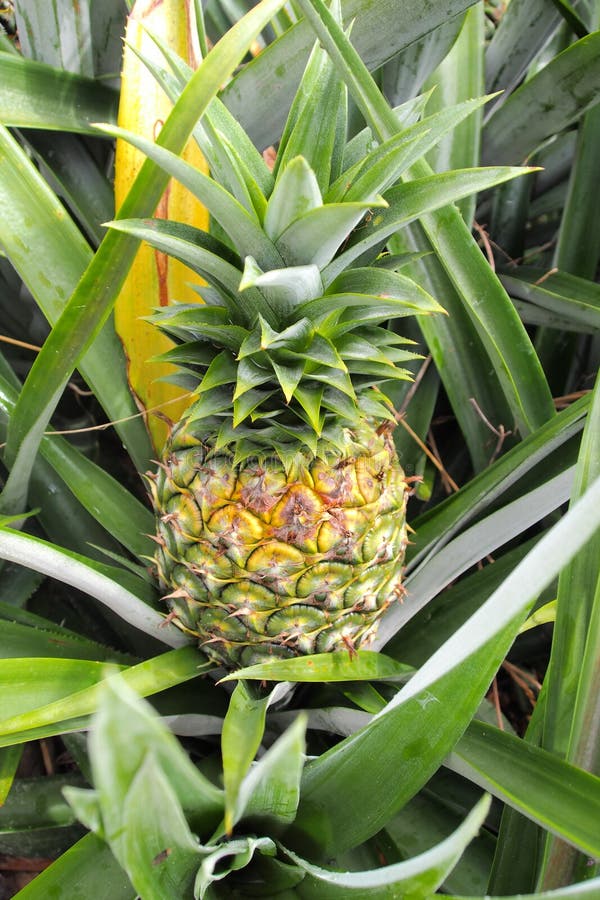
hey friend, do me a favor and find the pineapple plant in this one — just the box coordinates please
[3,2,600,897]
[115,0,551,674]
[113,12,495,670]
[104,0,540,672]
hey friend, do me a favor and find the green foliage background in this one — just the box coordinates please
[0,1,599,897]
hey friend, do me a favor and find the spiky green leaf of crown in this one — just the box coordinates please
[141,94,446,461]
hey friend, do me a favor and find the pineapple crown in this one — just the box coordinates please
[145,145,441,461]
[105,2,498,462]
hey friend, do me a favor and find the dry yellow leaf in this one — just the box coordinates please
[115,0,208,454]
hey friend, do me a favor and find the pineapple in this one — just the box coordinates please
[111,17,489,669]
[151,418,408,668]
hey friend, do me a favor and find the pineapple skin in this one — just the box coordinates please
[151,420,408,669]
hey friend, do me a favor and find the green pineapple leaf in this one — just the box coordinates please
[258,316,313,352]
[107,218,248,311]
[230,714,307,831]
[240,257,324,313]
[373,250,432,269]
[202,113,263,219]
[271,358,306,404]
[326,266,445,314]
[292,384,325,434]
[335,334,394,364]
[221,680,271,836]
[233,388,276,426]
[281,794,491,899]
[237,329,263,360]
[194,837,277,900]
[346,360,413,383]
[119,754,203,900]
[154,341,219,369]
[97,122,279,269]
[274,0,347,191]
[483,30,600,166]
[233,358,274,399]
[86,677,223,848]
[275,198,385,268]
[308,365,355,399]
[62,787,104,838]
[325,167,539,281]
[211,129,270,222]
[264,155,323,242]
[219,650,413,683]
[1,52,118,133]
[130,30,274,196]
[195,351,238,394]
[189,386,236,421]
[300,333,347,369]
[321,388,363,423]
[327,95,496,204]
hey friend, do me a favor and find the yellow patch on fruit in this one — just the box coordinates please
[115,0,209,454]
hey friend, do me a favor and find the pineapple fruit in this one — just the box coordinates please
[112,14,489,669]
[152,419,408,668]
